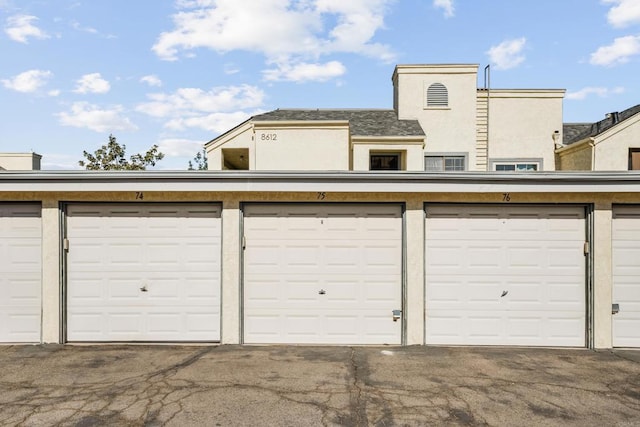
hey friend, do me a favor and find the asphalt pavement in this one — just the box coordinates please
[0,344,639,426]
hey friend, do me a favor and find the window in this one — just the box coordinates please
[629,148,640,170]
[425,155,465,171]
[370,153,401,170]
[494,163,538,172]
[426,83,448,107]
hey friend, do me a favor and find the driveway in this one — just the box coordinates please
[0,345,638,426]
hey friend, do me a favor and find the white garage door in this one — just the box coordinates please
[0,204,41,343]
[425,204,586,347]
[243,204,403,344]
[612,205,640,347]
[66,204,221,342]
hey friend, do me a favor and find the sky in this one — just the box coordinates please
[1,0,639,170]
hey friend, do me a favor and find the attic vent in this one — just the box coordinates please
[427,83,448,107]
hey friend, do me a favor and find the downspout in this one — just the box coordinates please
[484,65,491,171]
[589,139,596,171]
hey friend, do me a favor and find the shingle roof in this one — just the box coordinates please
[563,123,592,145]
[564,104,640,145]
[252,109,425,137]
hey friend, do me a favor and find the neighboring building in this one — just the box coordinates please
[206,64,565,172]
[556,105,640,171]
[0,152,42,171]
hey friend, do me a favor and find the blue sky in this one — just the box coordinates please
[1,0,639,169]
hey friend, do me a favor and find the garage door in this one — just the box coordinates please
[0,203,41,343]
[66,204,221,342]
[612,205,640,347]
[425,204,586,346]
[243,204,403,344]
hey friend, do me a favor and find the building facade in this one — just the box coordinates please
[1,171,640,349]
[206,64,565,172]
[2,64,640,349]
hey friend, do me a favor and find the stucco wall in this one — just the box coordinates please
[556,143,593,171]
[594,116,640,170]
[206,124,255,170]
[487,91,564,171]
[253,126,350,171]
[0,153,41,170]
[394,65,479,170]
[207,124,350,171]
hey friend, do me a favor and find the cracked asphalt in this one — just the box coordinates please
[0,345,639,426]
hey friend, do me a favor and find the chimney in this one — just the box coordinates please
[606,112,620,125]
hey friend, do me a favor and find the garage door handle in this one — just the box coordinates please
[318,289,326,295]
[501,290,508,297]
[140,286,148,292]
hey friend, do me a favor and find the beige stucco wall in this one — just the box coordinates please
[487,90,564,171]
[593,116,640,170]
[556,142,593,171]
[393,65,479,170]
[206,124,255,170]
[0,153,42,170]
[253,125,350,171]
[206,122,351,171]
[2,188,637,348]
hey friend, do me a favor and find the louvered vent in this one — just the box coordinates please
[427,83,448,107]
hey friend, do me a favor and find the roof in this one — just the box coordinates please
[252,109,425,137]
[3,170,640,194]
[564,104,640,145]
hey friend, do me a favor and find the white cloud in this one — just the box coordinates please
[165,111,256,133]
[157,138,204,157]
[70,20,98,34]
[2,69,52,93]
[137,84,264,117]
[152,0,394,81]
[57,102,137,132]
[73,73,111,94]
[48,89,61,97]
[224,63,240,74]
[5,14,49,43]
[603,0,640,28]
[263,60,346,82]
[486,37,527,70]
[140,74,162,87]
[590,35,640,66]
[433,0,454,17]
[137,84,264,133]
[566,86,625,100]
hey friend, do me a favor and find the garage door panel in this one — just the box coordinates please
[427,310,585,346]
[426,204,586,347]
[244,204,402,344]
[613,206,640,346]
[67,204,221,342]
[1,204,42,343]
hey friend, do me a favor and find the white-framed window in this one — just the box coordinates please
[492,160,541,172]
[425,155,465,171]
[426,83,448,107]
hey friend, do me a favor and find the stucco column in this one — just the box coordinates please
[41,198,61,343]
[593,203,613,349]
[405,198,425,345]
[221,198,241,344]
